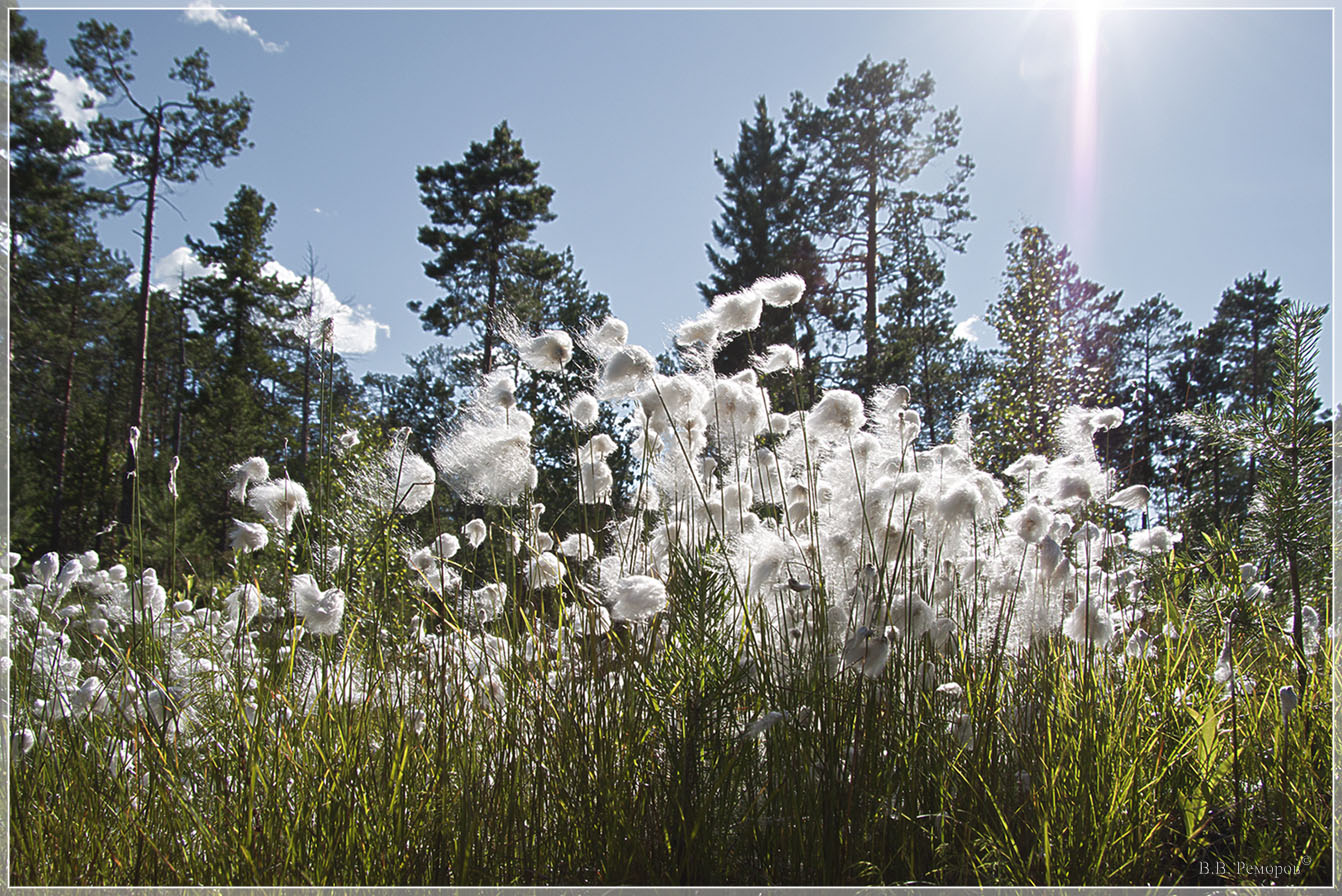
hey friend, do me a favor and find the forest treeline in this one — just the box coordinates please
[8,14,1329,579]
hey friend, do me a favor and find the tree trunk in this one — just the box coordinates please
[118,111,163,530]
[483,250,499,375]
[171,289,187,459]
[862,171,879,390]
[300,249,317,476]
[53,283,82,552]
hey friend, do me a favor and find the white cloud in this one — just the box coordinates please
[152,246,220,290]
[149,248,388,355]
[951,315,981,343]
[46,69,102,130]
[183,1,286,54]
[264,261,389,356]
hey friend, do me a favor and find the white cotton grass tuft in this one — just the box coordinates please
[578,459,614,504]
[1090,407,1124,431]
[1128,526,1182,555]
[676,313,720,347]
[517,329,574,373]
[463,583,508,625]
[227,457,270,503]
[742,710,788,740]
[224,584,262,632]
[597,345,657,399]
[1108,484,1151,512]
[807,390,866,439]
[431,532,460,561]
[607,575,668,623]
[578,433,618,463]
[247,478,310,532]
[752,273,806,307]
[434,379,535,505]
[840,626,892,678]
[1279,685,1299,725]
[481,371,518,412]
[463,518,488,549]
[583,316,629,360]
[290,574,346,636]
[1063,597,1115,647]
[228,519,269,554]
[33,552,59,588]
[709,287,763,334]
[568,392,600,427]
[1003,454,1048,482]
[526,552,564,590]
[558,533,595,562]
[752,344,801,375]
[1006,502,1053,544]
[382,446,435,514]
[1284,606,1321,656]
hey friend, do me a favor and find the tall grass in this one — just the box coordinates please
[6,280,1333,886]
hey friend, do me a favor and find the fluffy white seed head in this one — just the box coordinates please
[598,345,656,399]
[569,393,600,427]
[526,552,564,589]
[676,313,720,347]
[753,273,805,307]
[607,575,668,623]
[807,390,866,439]
[558,533,596,561]
[229,519,269,553]
[753,344,801,375]
[227,457,270,503]
[1108,484,1151,512]
[247,479,311,532]
[709,287,763,334]
[431,532,460,561]
[383,447,435,514]
[584,316,629,360]
[1128,526,1182,555]
[463,518,488,549]
[518,330,574,373]
[290,574,346,636]
[224,584,262,631]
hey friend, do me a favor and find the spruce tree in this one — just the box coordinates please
[979,226,1073,471]
[1115,294,1191,523]
[699,97,824,408]
[179,186,304,553]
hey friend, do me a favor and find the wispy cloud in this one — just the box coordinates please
[183,1,286,54]
[150,247,387,355]
[951,315,981,343]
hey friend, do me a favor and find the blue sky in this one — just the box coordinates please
[19,2,1335,405]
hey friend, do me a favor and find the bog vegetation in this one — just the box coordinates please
[7,13,1333,887]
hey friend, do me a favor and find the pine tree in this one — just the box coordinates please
[1173,272,1288,531]
[10,14,134,554]
[699,97,824,408]
[786,56,973,393]
[67,19,252,531]
[411,121,555,376]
